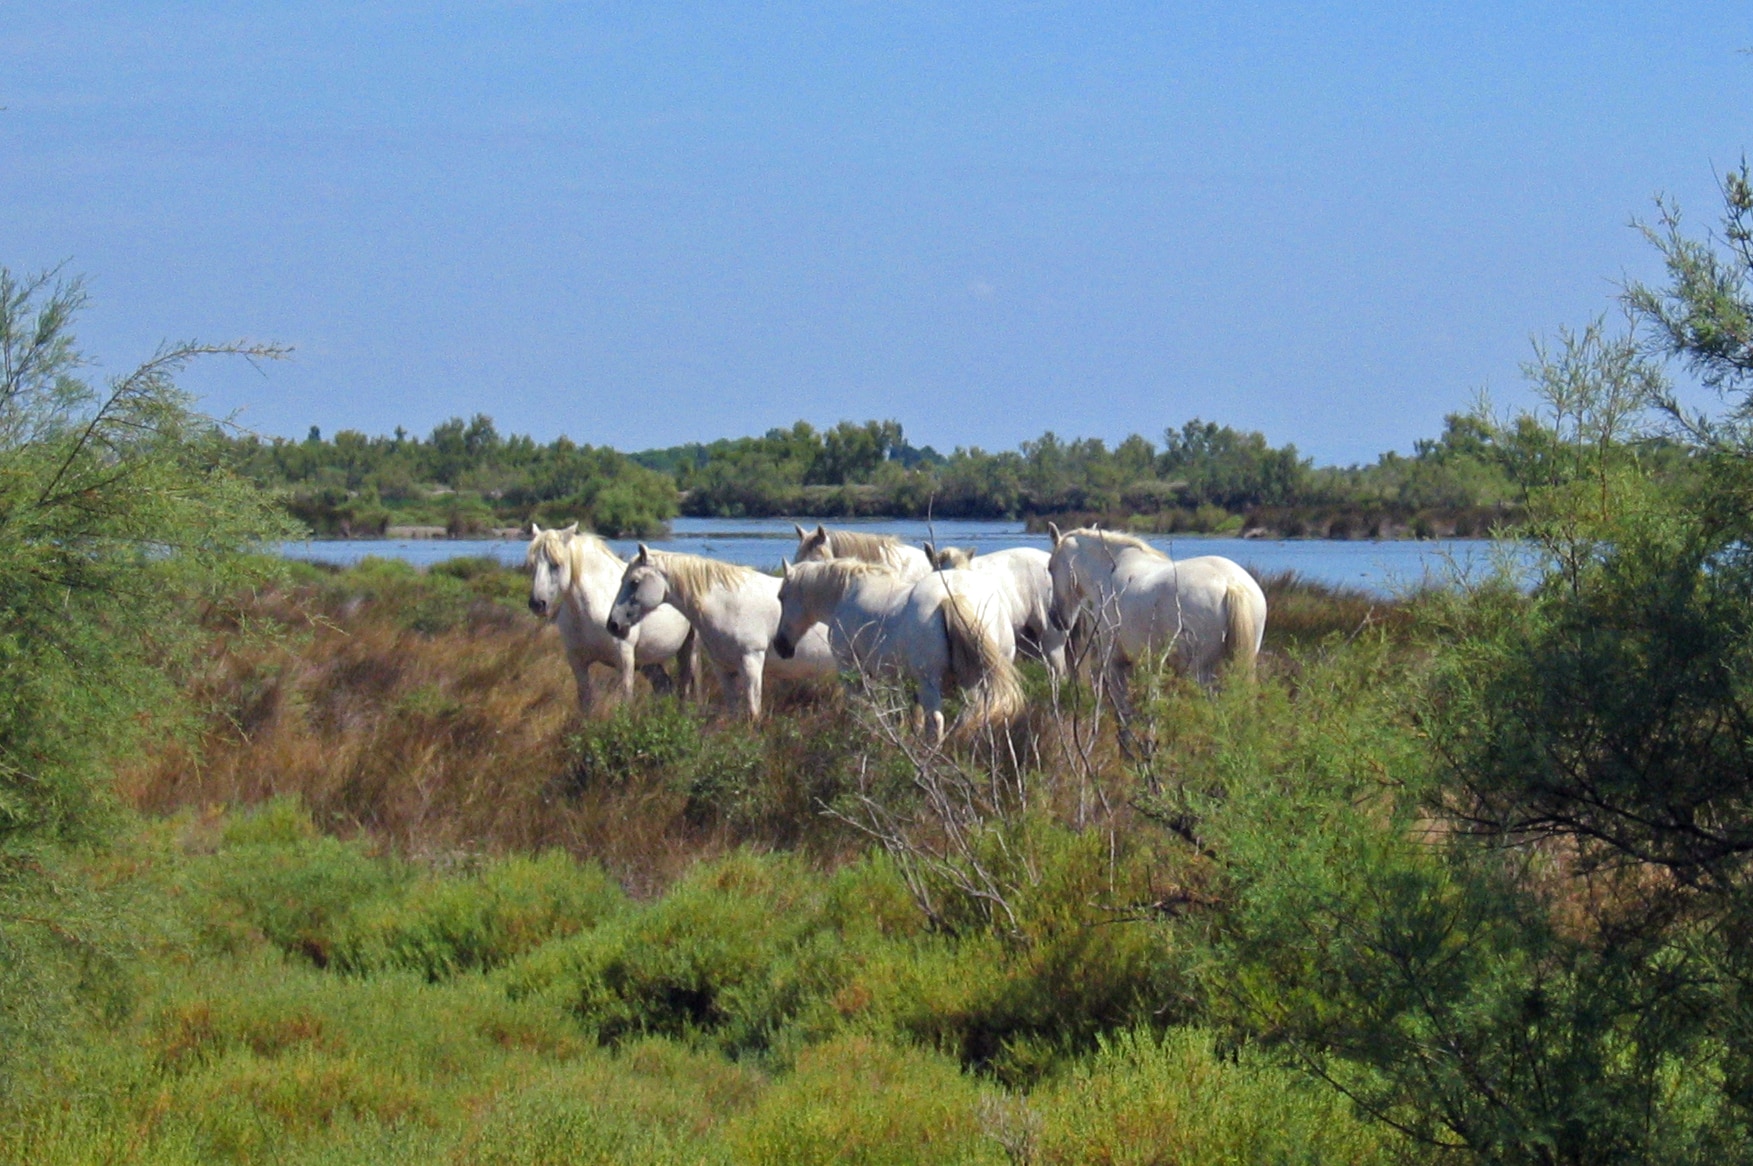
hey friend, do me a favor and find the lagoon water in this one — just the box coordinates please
[280,516,1531,597]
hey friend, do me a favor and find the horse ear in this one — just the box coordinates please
[1047,521,1062,546]
[922,541,936,560]
[780,559,791,578]
[530,522,543,537]
[561,522,579,537]
[793,523,807,541]
[635,543,651,564]
[813,524,827,538]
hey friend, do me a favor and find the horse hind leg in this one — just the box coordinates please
[640,662,674,694]
[673,629,700,701]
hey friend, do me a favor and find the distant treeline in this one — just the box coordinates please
[224,411,1671,539]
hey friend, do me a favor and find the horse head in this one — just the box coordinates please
[525,522,580,618]
[1046,532,1086,633]
[771,558,809,658]
[607,543,667,639]
[791,522,831,564]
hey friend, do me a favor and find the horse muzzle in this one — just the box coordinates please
[772,631,796,659]
[606,616,629,639]
[529,597,550,617]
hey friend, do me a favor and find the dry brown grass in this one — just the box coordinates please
[119,575,737,890]
[119,562,1418,895]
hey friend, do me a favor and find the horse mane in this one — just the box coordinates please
[933,545,975,569]
[1061,527,1168,559]
[649,550,756,608]
[789,558,893,605]
[826,529,917,570]
[527,527,618,575]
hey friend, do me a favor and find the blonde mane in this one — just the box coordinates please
[527,527,618,576]
[824,529,918,570]
[1061,526,1168,559]
[788,558,894,605]
[648,549,758,608]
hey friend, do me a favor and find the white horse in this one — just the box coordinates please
[1046,524,1265,706]
[607,545,838,720]
[792,523,933,582]
[773,559,1024,742]
[923,543,1068,677]
[526,524,696,712]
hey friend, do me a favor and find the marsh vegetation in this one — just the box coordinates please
[12,165,1753,1164]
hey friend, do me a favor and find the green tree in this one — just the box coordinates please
[1202,170,1753,1161]
[0,267,295,1087]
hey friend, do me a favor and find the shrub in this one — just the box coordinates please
[191,801,403,965]
[726,1035,1000,1166]
[1030,1028,1408,1165]
[564,701,703,792]
[498,851,858,1057]
[461,1040,760,1166]
[831,800,1195,1082]
[329,851,626,981]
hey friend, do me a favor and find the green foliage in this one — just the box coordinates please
[232,406,1529,532]
[499,851,859,1057]
[190,799,625,979]
[1179,222,1753,1157]
[564,700,704,791]
[329,851,626,981]
[726,1035,1001,1165]
[0,266,295,1094]
[455,1041,760,1165]
[864,817,1193,1083]
[1030,1028,1409,1165]
[308,553,524,635]
[0,268,295,850]
[191,803,405,964]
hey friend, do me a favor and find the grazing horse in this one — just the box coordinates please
[607,546,837,719]
[791,523,933,582]
[1046,524,1265,708]
[922,542,1067,677]
[525,524,696,712]
[773,559,1024,742]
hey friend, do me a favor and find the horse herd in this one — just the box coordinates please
[525,522,1268,741]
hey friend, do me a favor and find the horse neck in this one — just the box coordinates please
[566,542,623,619]
[1079,537,1163,578]
[838,567,911,618]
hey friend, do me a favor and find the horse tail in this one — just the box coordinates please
[941,591,1025,739]
[1222,578,1262,680]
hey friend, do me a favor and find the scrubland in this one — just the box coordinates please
[1,558,1423,1165]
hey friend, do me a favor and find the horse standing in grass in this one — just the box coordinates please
[923,543,1068,677]
[773,559,1024,742]
[792,523,933,582]
[1046,524,1265,710]
[607,546,837,720]
[525,524,696,712]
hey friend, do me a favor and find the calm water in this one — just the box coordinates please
[279,516,1531,596]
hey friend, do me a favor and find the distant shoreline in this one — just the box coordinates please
[299,523,1509,545]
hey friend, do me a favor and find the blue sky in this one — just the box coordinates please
[4,3,1747,463]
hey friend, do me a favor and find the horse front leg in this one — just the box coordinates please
[741,652,766,720]
[616,637,639,704]
[564,645,598,715]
